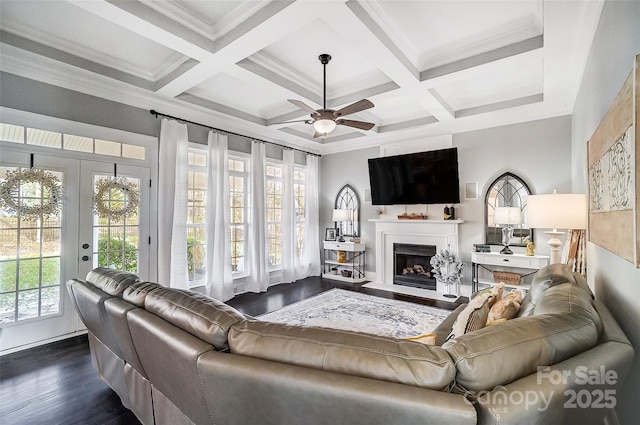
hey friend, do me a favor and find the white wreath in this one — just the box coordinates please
[430,249,464,286]
[93,177,140,220]
[0,168,62,220]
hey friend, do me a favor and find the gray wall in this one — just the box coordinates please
[0,72,303,161]
[571,1,640,424]
[320,146,379,274]
[0,71,159,137]
[320,115,572,283]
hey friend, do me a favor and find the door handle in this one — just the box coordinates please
[82,243,90,249]
[82,255,90,261]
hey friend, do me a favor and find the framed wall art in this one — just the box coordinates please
[587,54,639,267]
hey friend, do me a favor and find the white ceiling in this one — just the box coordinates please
[0,0,604,155]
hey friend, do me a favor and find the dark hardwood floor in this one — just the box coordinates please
[0,277,463,425]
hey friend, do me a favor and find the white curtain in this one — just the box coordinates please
[301,154,321,276]
[157,119,189,289]
[245,141,269,293]
[205,131,234,301]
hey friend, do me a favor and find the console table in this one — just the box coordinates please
[322,241,366,283]
[471,252,550,292]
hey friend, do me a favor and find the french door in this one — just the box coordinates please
[78,161,150,280]
[0,149,150,353]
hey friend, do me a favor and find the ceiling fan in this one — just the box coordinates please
[274,54,375,138]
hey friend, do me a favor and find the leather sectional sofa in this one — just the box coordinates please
[67,264,633,425]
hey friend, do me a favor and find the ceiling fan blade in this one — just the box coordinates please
[288,99,319,116]
[337,119,375,131]
[269,120,311,125]
[333,99,374,117]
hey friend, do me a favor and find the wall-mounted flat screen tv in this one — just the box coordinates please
[368,148,460,205]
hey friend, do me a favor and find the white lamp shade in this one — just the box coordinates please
[527,193,587,229]
[332,209,351,222]
[493,207,523,225]
[313,119,337,135]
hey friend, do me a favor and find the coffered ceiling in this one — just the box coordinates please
[0,0,604,154]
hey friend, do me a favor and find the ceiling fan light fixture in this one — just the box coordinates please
[313,118,336,135]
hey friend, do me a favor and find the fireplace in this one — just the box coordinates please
[393,243,436,290]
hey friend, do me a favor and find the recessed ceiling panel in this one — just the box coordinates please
[171,0,269,26]
[147,0,272,40]
[255,18,392,99]
[0,0,188,80]
[369,92,432,126]
[188,71,294,118]
[372,0,543,69]
[434,54,543,111]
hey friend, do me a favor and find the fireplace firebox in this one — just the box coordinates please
[393,243,437,290]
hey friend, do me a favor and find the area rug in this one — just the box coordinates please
[258,289,450,339]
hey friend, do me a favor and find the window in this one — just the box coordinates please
[266,163,283,268]
[294,167,306,257]
[0,123,146,160]
[0,166,63,323]
[229,156,248,275]
[187,150,207,284]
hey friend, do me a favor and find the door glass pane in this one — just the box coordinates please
[0,166,62,324]
[92,175,140,273]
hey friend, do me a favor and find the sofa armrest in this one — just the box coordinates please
[197,350,477,425]
[470,338,634,425]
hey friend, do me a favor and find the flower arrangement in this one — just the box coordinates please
[93,177,140,221]
[430,248,464,294]
[0,168,62,220]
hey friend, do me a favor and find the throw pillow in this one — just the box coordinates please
[473,282,504,306]
[446,293,493,341]
[405,333,437,346]
[487,290,524,324]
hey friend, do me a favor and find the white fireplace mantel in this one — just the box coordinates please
[368,219,463,290]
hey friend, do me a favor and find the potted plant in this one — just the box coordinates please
[430,248,464,298]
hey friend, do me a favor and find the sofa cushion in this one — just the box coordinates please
[443,283,600,392]
[229,320,456,390]
[86,267,140,296]
[143,288,245,350]
[123,282,163,307]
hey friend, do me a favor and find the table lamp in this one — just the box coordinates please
[526,191,587,264]
[332,209,350,242]
[493,206,523,254]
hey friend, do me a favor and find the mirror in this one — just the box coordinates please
[334,184,360,238]
[485,173,533,247]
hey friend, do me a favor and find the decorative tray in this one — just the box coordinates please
[397,214,428,220]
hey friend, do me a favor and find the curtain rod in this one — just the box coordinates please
[149,109,321,157]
